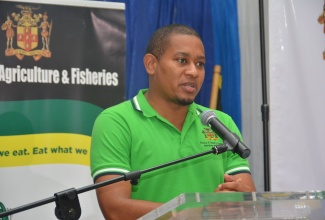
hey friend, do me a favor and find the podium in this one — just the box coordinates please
[139,191,325,219]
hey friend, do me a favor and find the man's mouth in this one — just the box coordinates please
[181,82,197,93]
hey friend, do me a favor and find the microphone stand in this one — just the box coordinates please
[0,143,229,220]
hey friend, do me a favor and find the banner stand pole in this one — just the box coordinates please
[258,0,271,192]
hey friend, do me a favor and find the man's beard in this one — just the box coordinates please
[175,97,194,106]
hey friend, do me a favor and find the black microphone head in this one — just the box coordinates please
[241,149,251,159]
[200,110,217,126]
[235,141,251,159]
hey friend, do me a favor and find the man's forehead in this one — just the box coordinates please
[167,35,205,54]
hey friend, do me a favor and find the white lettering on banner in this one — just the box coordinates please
[71,67,119,86]
[0,65,60,84]
[0,64,119,86]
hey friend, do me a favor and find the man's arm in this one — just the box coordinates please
[95,175,162,220]
[214,173,256,192]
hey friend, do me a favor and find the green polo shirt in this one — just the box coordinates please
[90,89,250,202]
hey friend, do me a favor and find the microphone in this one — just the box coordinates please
[200,110,251,159]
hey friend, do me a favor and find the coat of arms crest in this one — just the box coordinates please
[1,5,52,61]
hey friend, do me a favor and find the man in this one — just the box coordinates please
[90,24,255,220]
[1,16,15,50]
[39,13,51,51]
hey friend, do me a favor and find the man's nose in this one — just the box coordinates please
[185,62,200,77]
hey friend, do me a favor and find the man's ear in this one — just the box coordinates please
[143,53,157,75]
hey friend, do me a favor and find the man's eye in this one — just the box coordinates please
[177,58,186,63]
[197,62,205,67]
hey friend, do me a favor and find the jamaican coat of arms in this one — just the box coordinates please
[1,5,52,61]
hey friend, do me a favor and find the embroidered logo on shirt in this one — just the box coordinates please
[202,128,219,140]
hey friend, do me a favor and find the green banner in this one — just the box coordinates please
[0,1,125,219]
[0,0,126,167]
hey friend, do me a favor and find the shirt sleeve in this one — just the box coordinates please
[216,111,251,175]
[90,109,132,181]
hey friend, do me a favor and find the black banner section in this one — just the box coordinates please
[0,1,126,109]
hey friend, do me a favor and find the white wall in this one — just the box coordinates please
[268,0,325,191]
[238,0,265,192]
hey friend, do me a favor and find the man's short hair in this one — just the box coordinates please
[146,24,201,60]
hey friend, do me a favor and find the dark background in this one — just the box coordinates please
[0,1,126,109]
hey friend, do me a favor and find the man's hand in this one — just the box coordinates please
[214,173,256,192]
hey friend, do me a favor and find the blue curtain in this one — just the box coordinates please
[102,0,241,130]
[211,0,242,130]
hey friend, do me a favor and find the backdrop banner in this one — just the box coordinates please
[0,0,125,219]
[269,0,325,191]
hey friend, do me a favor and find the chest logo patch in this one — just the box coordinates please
[202,128,219,140]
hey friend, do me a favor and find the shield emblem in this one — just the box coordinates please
[17,26,38,51]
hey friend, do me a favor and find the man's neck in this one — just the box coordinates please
[144,92,189,131]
